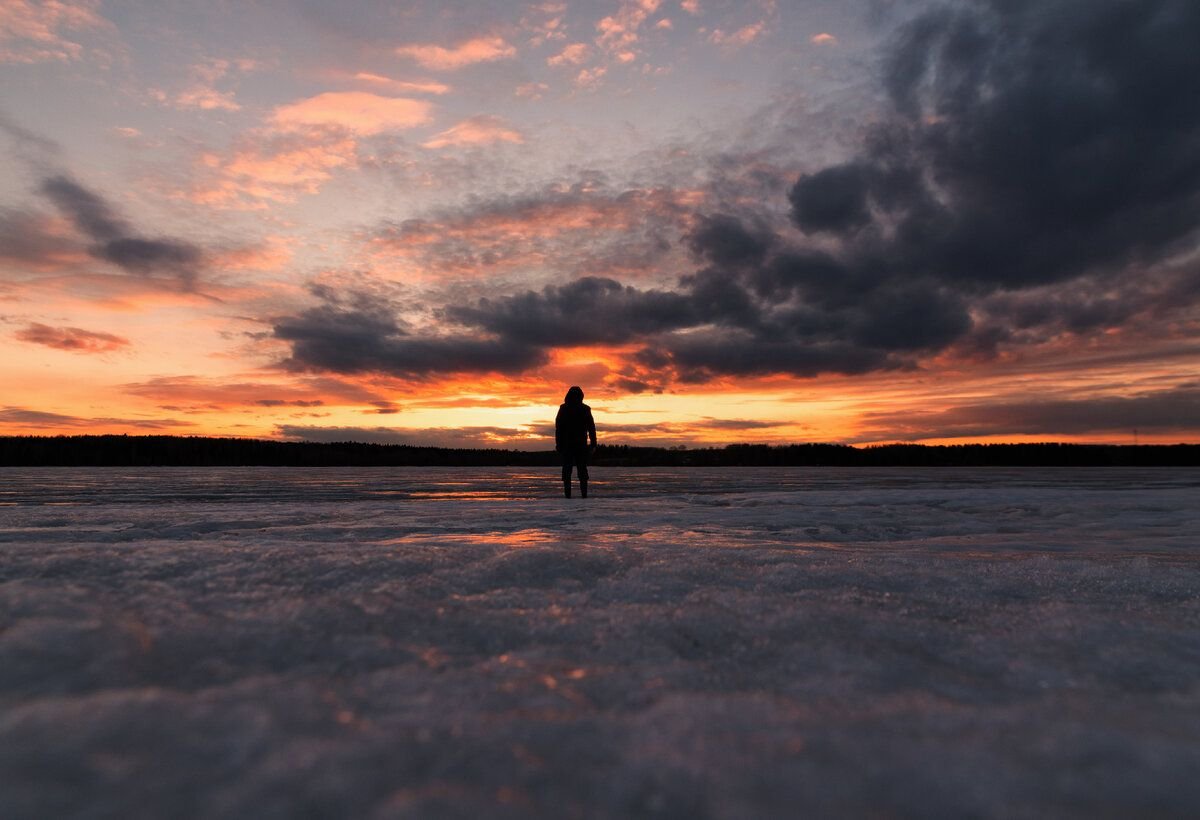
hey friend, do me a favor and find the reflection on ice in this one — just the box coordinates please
[2,466,1197,558]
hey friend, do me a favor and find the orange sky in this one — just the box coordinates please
[2,0,1198,448]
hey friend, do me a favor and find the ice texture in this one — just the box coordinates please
[2,467,1199,818]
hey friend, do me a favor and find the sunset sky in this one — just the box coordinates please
[1,0,1198,448]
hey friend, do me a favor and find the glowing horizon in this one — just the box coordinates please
[2,0,1198,449]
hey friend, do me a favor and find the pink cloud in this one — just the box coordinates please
[595,0,662,56]
[574,65,607,90]
[515,82,549,100]
[0,0,112,64]
[191,131,360,204]
[395,35,516,70]
[271,91,433,135]
[421,115,524,149]
[348,72,450,95]
[547,42,590,67]
[709,21,766,48]
[169,59,247,111]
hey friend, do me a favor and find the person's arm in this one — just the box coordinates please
[554,406,565,451]
[586,408,597,449]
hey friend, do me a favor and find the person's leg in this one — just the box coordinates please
[561,457,572,498]
[578,456,589,499]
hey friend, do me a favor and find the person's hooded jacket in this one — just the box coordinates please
[555,386,596,452]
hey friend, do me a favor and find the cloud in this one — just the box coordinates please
[0,208,87,271]
[709,22,765,48]
[273,285,546,378]
[421,115,524,150]
[40,175,205,288]
[14,322,129,353]
[809,32,837,45]
[395,35,516,71]
[276,424,542,448]
[195,131,359,204]
[0,0,112,64]
[670,0,1200,376]
[522,3,567,47]
[547,43,590,67]
[347,72,450,95]
[0,407,189,430]
[122,375,385,409]
[515,82,549,100]
[368,181,697,278]
[447,276,697,347]
[595,0,662,57]
[0,108,61,164]
[574,66,607,90]
[790,0,1200,292]
[857,386,1200,441]
[275,0,1200,392]
[271,92,433,135]
[169,59,247,111]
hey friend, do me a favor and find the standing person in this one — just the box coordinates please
[555,385,597,498]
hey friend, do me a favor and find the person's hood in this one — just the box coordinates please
[564,386,584,404]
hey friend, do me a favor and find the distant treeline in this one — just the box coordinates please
[1,435,1198,467]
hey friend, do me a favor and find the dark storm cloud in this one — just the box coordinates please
[792,0,1200,292]
[858,386,1200,441]
[788,164,872,234]
[446,277,697,347]
[274,0,1200,386]
[686,214,775,268]
[667,0,1200,375]
[274,286,546,377]
[39,175,205,288]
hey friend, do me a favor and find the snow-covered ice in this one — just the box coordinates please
[2,466,1199,818]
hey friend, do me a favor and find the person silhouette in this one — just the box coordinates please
[555,385,597,498]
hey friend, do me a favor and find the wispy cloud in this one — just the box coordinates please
[14,322,130,353]
[0,407,190,430]
[395,35,516,70]
[40,175,206,289]
[164,58,255,111]
[346,72,450,95]
[277,424,543,448]
[709,21,765,48]
[855,386,1200,442]
[421,115,524,149]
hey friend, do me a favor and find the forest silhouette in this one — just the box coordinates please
[1,435,1197,467]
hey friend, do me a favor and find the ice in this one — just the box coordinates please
[2,467,1199,817]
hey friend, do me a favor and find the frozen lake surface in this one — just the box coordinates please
[2,467,1199,818]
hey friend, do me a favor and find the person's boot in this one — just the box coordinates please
[563,482,572,498]
[580,481,588,499]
